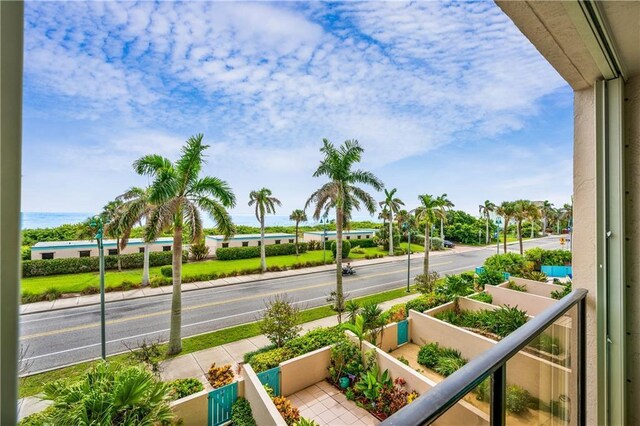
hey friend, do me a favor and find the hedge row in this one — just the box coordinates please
[348,238,376,248]
[216,242,308,260]
[22,251,188,278]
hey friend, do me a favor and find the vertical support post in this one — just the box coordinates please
[578,296,587,426]
[490,366,506,426]
[406,230,411,293]
[0,1,23,424]
[99,240,106,360]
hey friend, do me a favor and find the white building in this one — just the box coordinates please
[30,237,175,260]
[303,229,376,243]
[205,233,297,252]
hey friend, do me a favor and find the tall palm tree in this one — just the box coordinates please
[479,200,496,244]
[305,139,383,323]
[289,209,307,256]
[496,201,516,253]
[380,188,404,255]
[512,200,537,255]
[415,194,446,275]
[134,134,236,355]
[102,200,124,271]
[114,186,154,286]
[528,202,541,239]
[539,200,554,236]
[436,193,454,242]
[249,189,281,271]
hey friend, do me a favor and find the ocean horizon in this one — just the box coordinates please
[21,212,381,230]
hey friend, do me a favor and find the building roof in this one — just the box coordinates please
[31,237,174,250]
[304,229,377,236]
[206,233,296,241]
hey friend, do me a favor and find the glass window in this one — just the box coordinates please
[139,247,145,253]
[41,252,54,260]
[79,250,91,258]
[222,242,229,248]
[289,239,294,244]
[346,236,351,240]
[275,240,281,244]
[366,235,370,238]
[357,235,362,239]
[108,249,118,256]
[258,241,261,246]
[163,246,171,251]
[242,241,249,247]
[325,237,329,241]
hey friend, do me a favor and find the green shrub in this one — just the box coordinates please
[350,247,366,254]
[189,240,210,260]
[243,344,277,364]
[530,334,563,355]
[247,347,292,373]
[415,271,440,294]
[22,251,185,277]
[81,285,100,295]
[44,287,61,301]
[484,253,528,276]
[476,269,505,288]
[349,238,376,248]
[260,295,302,347]
[434,355,466,377]
[168,378,204,401]
[330,240,351,259]
[506,385,531,413]
[18,406,56,426]
[417,343,441,368]
[525,248,571,270]
[21,246,32,261]
[216,243,307,260]
[406,293,449,313]
[436,306,528,339]
[150,276,171,287]
[430,237,444,251]
[159,265,172,278]
[231,398,257,426]
[507,281,527,292]
[551,281,572,300]
[469,292,493,304]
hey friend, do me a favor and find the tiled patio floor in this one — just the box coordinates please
[289,381,379,425]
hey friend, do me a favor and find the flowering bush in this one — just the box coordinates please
[272,396,300,425]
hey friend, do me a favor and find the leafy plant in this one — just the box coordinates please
[40,361,173,425]
[294,418,319,426]
[330,239,351,259]
[385,303,407,323]
[215,243,308,260]
[520,270,548,282]
[345,387,356,400]
[272,396,300,425]
[484,252,528,276]
[476,269,506,288]
[355,369,385,402]
[405,292,449,313]
[530,334,563,355]
[345,299,361,324]
[168,377,204,401]
[329,340,364,383]
[469,292,493,304]
[189,240,210,260]
[415,271,441,294]
[231,397,257,426]
[206,363,234,388]
[126,339,163,376]
[247,347,291,373]
[260,294,302,347]
[436,306,528,339]
[551,281,572,300]
[417,343,441,369]
[243,344,277,364]
[160,265,172,278]
[361,302,385,344]
[506,384,531,413]
[397,356,409,366]
[507,281,527,292]
[434,356,466,377]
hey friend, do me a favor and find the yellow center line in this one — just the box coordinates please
[21,261,452,340]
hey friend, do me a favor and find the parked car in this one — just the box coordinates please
[443,240,455,248]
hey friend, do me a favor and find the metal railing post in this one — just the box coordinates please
[578,296,586,426]
[491,366,506,426]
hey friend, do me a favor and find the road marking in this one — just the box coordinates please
[20,261,452,340]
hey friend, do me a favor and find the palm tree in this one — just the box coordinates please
[289,209,307,256]
[415,194,446,275]
[249,188,282,271]
[134,134,236,355]
[436,194,454,242]
[528,202,541,239]
[102,200,124,271]
[496,201,516,253]
[479,200,496,244]
[380,188,404,255]
[539,200,554,236]
[512,200,537,255]
[114,186,154,286]
[305,139,383,323]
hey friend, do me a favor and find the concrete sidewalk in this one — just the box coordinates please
[17,292,420,421]
[20,245,484,315]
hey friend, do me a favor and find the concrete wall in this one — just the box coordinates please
[486,285,557,317]
[506,277,565,299]
[357,337,489,425]
[206,235,296,252]
[303,231,375,242]
[170,379,245,426]
[281,346,331,397]
[243,364,287,426]
[409,310,571,403]
[30,240,175,260]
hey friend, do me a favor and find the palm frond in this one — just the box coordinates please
[133,155,172,177]
[197,197,235,238]
[188,176,236,207]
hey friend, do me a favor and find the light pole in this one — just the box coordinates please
[90,215,107,360]
[496,218,501,254]
[403,221,411,293]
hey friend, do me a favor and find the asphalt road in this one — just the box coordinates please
[19,236,563,373]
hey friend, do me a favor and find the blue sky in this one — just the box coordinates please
[22,1,573,218]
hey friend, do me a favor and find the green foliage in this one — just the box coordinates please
[216,243,308,260]
[22,251,185,278]
[405,292,449,313]
[551,281,572,300]
[507,281,527,292]
[520,270,548,282]
[443,210,493,245]
[350,247,366,254]
[127,339,163,376]
[231,398,257,426]
[260,295,302,347]
[294,417,318,426]
[329,340,365,383]
[530,334,563,355]
[430,237,444,251]
[525,248,572,270]
[40,361,173,425]
[417,343,441,369]
[484,252,528,276]
[21,246,32,261]
[22,223,91,247]
[18,406,56,426]
[330,240,351,258]
[160,265,172,278]
[345,299,361,324]
[435,306,528,338]
[349,238,376,248]
[417,343,466,376]
[397,356,409,366]
[168,378,204,401]
[436,274,474,299]
[506,385,531,413]
[469,292,493,304]
[476,269,506,288]
[248,347,292,373]
[384,303,408,323]
[189,240,210,260]
[434,355,466,377]
[415,271,441,294]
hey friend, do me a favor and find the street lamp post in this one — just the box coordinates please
[494,217,503,255]
[403,221,411,293]
[321,216,328,265]
[90,215,107,360]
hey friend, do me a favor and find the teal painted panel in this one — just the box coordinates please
[541,265,572,277]
[257,366,281,397]
[475,267,485,275]
[208,381,238,426]
[397,319,409,345]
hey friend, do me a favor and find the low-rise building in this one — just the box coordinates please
[30,237,175,260]
[205,233,296,252]
[303,228,376,243]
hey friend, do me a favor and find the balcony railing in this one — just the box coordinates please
[381,288,587,426]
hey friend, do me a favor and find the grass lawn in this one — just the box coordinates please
[21,250,334,296]
[19,286,417,398]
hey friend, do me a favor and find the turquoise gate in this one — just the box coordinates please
[208,381,238,426]
[397,319,409,346]
[257,366,281,396]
